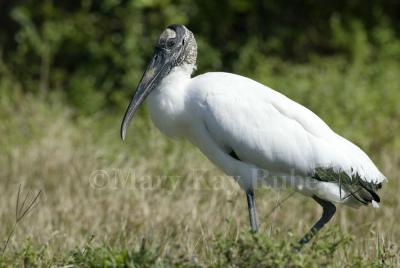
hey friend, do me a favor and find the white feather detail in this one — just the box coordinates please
[148,68,386,204]
[371,200,380,208]
[186,72,386,185]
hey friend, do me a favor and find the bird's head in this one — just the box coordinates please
[120,24,197,141]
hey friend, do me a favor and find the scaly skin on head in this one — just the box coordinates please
[183,28,197,65]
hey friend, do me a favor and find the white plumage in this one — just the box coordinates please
[148,65,385,207]
[121,25,385,244]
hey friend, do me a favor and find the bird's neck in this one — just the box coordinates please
[147,64,194,138]
[174,63,196,76]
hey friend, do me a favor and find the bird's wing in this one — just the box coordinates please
[187,72,385,185]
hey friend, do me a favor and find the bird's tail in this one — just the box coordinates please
[341,181,382,208]
[312,167,382,208]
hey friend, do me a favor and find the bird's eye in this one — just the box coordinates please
[167,39,176,48]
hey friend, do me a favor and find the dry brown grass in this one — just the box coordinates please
[0,94,399,266]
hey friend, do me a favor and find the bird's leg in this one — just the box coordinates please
[297,196,336,246]
[246,190,258,232]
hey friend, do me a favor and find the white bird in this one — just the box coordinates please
[120,25,386,245]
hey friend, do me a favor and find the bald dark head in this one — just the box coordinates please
[156,25,197,66]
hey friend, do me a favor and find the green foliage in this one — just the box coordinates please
[68,244,161,267]
[1,229,397,267]
[2,2,397,150]
[212,229,353,267]
[0,1,399,113]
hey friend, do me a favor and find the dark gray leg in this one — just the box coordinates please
[298,196,336,245]
[246,190,258,232]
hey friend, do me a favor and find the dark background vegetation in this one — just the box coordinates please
[0,1,400,266]
[1,0,399,112]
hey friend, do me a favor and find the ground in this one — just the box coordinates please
[1,58,399,266]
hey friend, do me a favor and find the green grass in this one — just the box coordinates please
[1,229,396,267]
[1,55,400,267]
[4,226,396,267]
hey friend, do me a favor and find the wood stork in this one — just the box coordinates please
[120,25,386,245]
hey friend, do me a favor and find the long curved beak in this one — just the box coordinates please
[120,49,172,140]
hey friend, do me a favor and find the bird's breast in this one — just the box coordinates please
[147,71,190,138]
[148,94,184,138]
